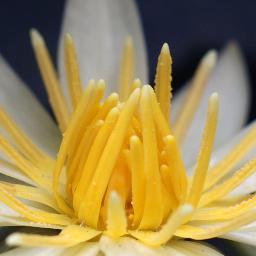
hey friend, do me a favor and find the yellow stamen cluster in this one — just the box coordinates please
[34,32,218,232]
[0,30,255,250]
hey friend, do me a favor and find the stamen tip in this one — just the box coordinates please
[97,79,106,91]
[125,36,133,47]
[210,92,219,102]
[161,42,170,54]
[202,50,217,68]
[64,33,73,43]
[6,233,20,246]
[30,28,44,46]
[182,203,194,213]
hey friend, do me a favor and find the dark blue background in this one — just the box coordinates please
[0,1,255,254]
[0,0,255,121]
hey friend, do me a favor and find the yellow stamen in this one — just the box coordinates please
[0,187,71,225]
[7,225,100,247]
[79,88,140,228]
[176,210,256,240]
[131,78,142,91]
[0,108,52,166]
[187,93,219,207]
[192,194,256,221]
[130,135,145,227]
[139,85,163,229]
[30,29,69,132]
[205,127,256,190]
[64,33,83,109]
[130,204,193,246]
[66,119,104,198]
[164,135,188,202]
[105,192,127,238]
[118,37,134,101]
[155,43,172,121]
[0,182,58,211]
[66,92,119,196]
[1,33,256,250]
[74,107,120,212]
[160,164,178,208]
[0,135,50,189]
[199,158,256,207]
[173,50,217,144]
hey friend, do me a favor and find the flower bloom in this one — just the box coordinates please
[0,0,255,255]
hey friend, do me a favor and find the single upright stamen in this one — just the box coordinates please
[187,93,219,207]
[139,85,163,229]
[118,37,134,101]
[173,50,217,144]
[154,43,172,122]
[30,29,70,132]
[64,33,83,110]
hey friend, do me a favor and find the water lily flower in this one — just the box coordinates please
[0,0,255,255]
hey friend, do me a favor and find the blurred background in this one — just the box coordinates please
[0,0,255,121]
[0,0,255,255]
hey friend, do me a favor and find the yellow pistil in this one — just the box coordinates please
[0,32,256,251]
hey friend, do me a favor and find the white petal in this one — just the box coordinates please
[0,202,20,217]
[172,43,250,166]
[0,247,65,256]
[99,236,161,256]
[0,159,35,186]
[228,243,256,256]
[0,55,60,157]
[58,0,148,103]
[0,215,62,229]
[221,229,256,247]
[169,240,223,256]
[69,242,99,256]
[208,121,256,169]
[208,121,256,197]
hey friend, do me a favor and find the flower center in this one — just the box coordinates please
[30,30,218,235]
[63,83,188,230]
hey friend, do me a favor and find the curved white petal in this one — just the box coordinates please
[208,121,256,169]
[169,240,223,256]
[172,42,250,166]
[100,236,222,256]
[0,55,61,157]
[58,0,148,103]
[99,236,162,256]
[228,243,256,256]
[0,159,35,186]
[0,247,65,256]
[69,242,99,256]
[221,225,256,247]
[0,243,99,256]
[206,121,256,197]
[0,215,62,229]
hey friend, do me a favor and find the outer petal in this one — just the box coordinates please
[208,121,256,197]
[172,42,250,166]
[99,236,222,256]
[0,56,60,157]
[229,243,256,256]
[58,0,148,103]
[221,229,256,247]
[0,247,65,256]
[169,240,223,256]
[100,236,163,256]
